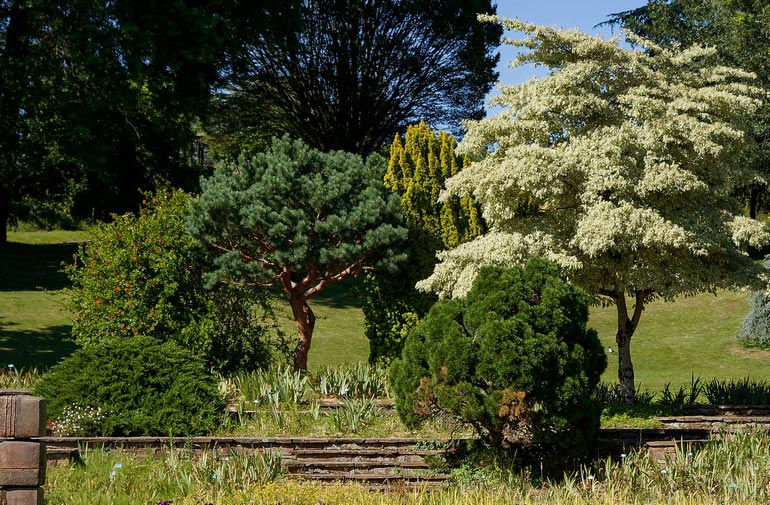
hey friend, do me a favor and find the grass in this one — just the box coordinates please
[3,229,770,391]
[272,279,370,370]
[45,445,283,505]
[590,292,770,392]
[0,230,85,369]
[43,428,770,504]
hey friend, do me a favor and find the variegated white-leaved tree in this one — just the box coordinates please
[418,18,770,403]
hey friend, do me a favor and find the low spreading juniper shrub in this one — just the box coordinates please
[34,336,223,435]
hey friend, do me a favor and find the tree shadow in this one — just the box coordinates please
[0,242,79,292]
[271,277,366,309]
[0,323,79,369]
[311,277,365,309]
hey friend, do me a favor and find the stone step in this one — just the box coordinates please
[284,459,431,473]
[45,446,80,463]
[40,436,448,453]
[289,471,452,489]
[290,448,446,459]
[683,405,770,416]
[658,416,770,429]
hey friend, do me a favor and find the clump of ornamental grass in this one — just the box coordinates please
[572,427,770,504]
[45,446,283,505]
[310,363,390,399]
[702,377,770,405]
[221,363,400,437]
[0,365,42,389]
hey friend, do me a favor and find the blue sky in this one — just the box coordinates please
[489,0,644,95]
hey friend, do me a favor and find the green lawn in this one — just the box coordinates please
[3,230,770,390]
[0,231,84,369]
[273,279,370,370]
[591,290,770,392]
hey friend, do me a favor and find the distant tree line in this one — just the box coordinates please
[0,0,501,244]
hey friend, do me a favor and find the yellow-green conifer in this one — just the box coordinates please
[364,122,484,364]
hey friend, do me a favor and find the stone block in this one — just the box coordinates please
[0,393,46,439]
[0,442,45,487]
[0,488,44,505]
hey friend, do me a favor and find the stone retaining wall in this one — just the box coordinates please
[0,390,46,505]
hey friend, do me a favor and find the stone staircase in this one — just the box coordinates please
[42,410,770,485]
[279,438,452,489]
[42,436,454,489]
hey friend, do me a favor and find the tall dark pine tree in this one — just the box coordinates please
[208,0,501,158]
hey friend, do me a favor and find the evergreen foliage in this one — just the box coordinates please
[364,122,484,364]
[390,260,606,473]
[34,336,223,436]
[738,258,770,347]
[419,19,770,403]
[65,189,281,373]
[187,136,407,370]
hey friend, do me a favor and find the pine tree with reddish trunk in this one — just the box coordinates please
[187,136,407,371]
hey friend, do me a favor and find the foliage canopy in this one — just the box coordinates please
[419,19,770,403]
[66,190,281,373]
[606,0,770,220]
[391,260,606,473]
[206,0,501,157]
[0,0,289,242]
[187,136,407,370]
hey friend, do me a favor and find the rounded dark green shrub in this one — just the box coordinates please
[390,259,606,473]
[34,336,224,436]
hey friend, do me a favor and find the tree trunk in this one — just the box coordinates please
[614,292,645,404]
[749,185,762,220]
[288,294,316,371]
[0,186,7,246]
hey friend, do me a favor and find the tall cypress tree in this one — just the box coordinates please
[364,122,484,364]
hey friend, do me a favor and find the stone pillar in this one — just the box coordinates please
[0,390,46,505]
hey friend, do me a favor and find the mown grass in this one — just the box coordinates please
[590,291,770,392]
[3,229,770,390]
[0,230,85,368]
[272,279,370,370]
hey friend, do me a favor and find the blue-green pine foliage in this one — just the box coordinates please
[738,258,770,347]
[186,136,407,369]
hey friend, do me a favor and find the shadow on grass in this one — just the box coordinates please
[270,277,366,310]
[310,278,365,309]
[0,323,79,369]
[0,242,79,291]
